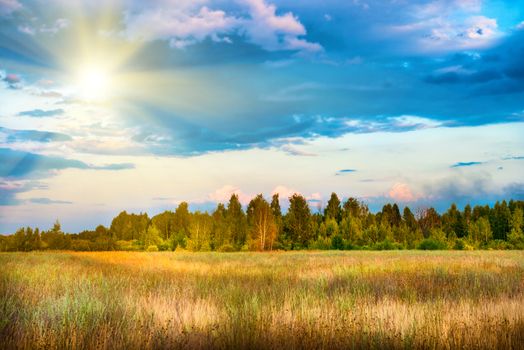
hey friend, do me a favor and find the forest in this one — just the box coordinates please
[1,193,523,252]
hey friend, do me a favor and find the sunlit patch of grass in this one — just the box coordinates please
[0,251,523,349]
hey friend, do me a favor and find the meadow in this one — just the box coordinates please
[1,251,523,349]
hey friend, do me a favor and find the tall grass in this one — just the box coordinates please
[1,251,523,349]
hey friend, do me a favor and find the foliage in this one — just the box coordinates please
[2,197,524,252]
[417,238,448,250]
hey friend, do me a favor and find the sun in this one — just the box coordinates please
[76,64,113,102]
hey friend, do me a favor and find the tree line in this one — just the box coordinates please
[1,193,523,252]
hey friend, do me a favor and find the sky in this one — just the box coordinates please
[0,0,523,233]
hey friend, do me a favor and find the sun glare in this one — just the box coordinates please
[76,64,112,102]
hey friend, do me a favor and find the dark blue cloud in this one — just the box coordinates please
[451,161,484,168]
[0,126,72,143]
[424,30,524,97]
[0,180,47,206]
[18,108,64,117]
[336,169,357,176]
[2,0,524,157]
[0,148,136,179]
[0,147,88,178]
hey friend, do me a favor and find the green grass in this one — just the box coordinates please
[1,251,523,349]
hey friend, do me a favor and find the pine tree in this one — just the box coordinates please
[285,194,312,248]
[324,192,341,222]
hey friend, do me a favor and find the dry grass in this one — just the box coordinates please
[1,251,523,349]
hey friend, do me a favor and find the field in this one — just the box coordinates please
[1,251,523,349]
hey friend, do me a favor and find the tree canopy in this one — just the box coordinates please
[1,195,523,252]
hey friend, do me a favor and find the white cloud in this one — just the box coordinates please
[18,18,70,36]
[0,0,21,16]
[388,183,417,202]
[516,21,524,30]
[388,116,442,130]
[280,144,317,157]
[241,0,322,52]
[40,18,70,34]
[388,0,499,53]
[122,0,321,53]
[18,25,35,35]
[208,185,252,204]
[271,185,299,199]
[124,6,237,43]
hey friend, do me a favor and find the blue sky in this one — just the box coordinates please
[0,0,523,232]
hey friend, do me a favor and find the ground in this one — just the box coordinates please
[1,250,523,349]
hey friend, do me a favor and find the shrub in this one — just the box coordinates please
[372,239,400,250]
[331,235,344,250]
[217,244,236,252]
[309,237,331,250]
[146,245,159,252]
[417,238,447,250]
[115,240,141,251]
[454,238,465,250]
[486,239,513,250]
[71,239,91,251]
[157,242,171,251]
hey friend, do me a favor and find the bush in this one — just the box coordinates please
[372,239,401,250]
[217,244,236,252]
[309,237,331,250]
[331,235,344,250]
[115,240,141,251]
[343,240,355,250]
[454,238,465,250]
[486,239,513,250]
[71,239,91,251]
[146,245,159,252]
[417,238,447,250]
[157,242,171,251]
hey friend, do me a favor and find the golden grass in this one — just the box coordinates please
[1,251,523,349]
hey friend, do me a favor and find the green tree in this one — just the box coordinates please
[247,194,277,251]
[468,217,493,246]
[285,194,312,248]
[187,212,212,251]
[141,224,161,249]
[226,194,247,249]
[324,192,341,222]
[271,193,283,245]
[442,203,466,238]
[403,207,417,231]
[507,207,524,248]
[152,211,176,240]
[173,202,191,237]
[42,220,71,250]
[417,207,441,238]
[109,212,149,240]
[211,203,229,249]
[490,201,512,240]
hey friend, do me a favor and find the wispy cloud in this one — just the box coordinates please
[29,198,72,205]
[451,161,484,168]
[92,163,135,171]
[0,0,22,17]
[336,169,357,175]
[280,144,316,156]
[18,109,64,117]
[0,127,72,143]
[0,148,135,179]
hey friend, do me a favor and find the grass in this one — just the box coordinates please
[1,250,523,349]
